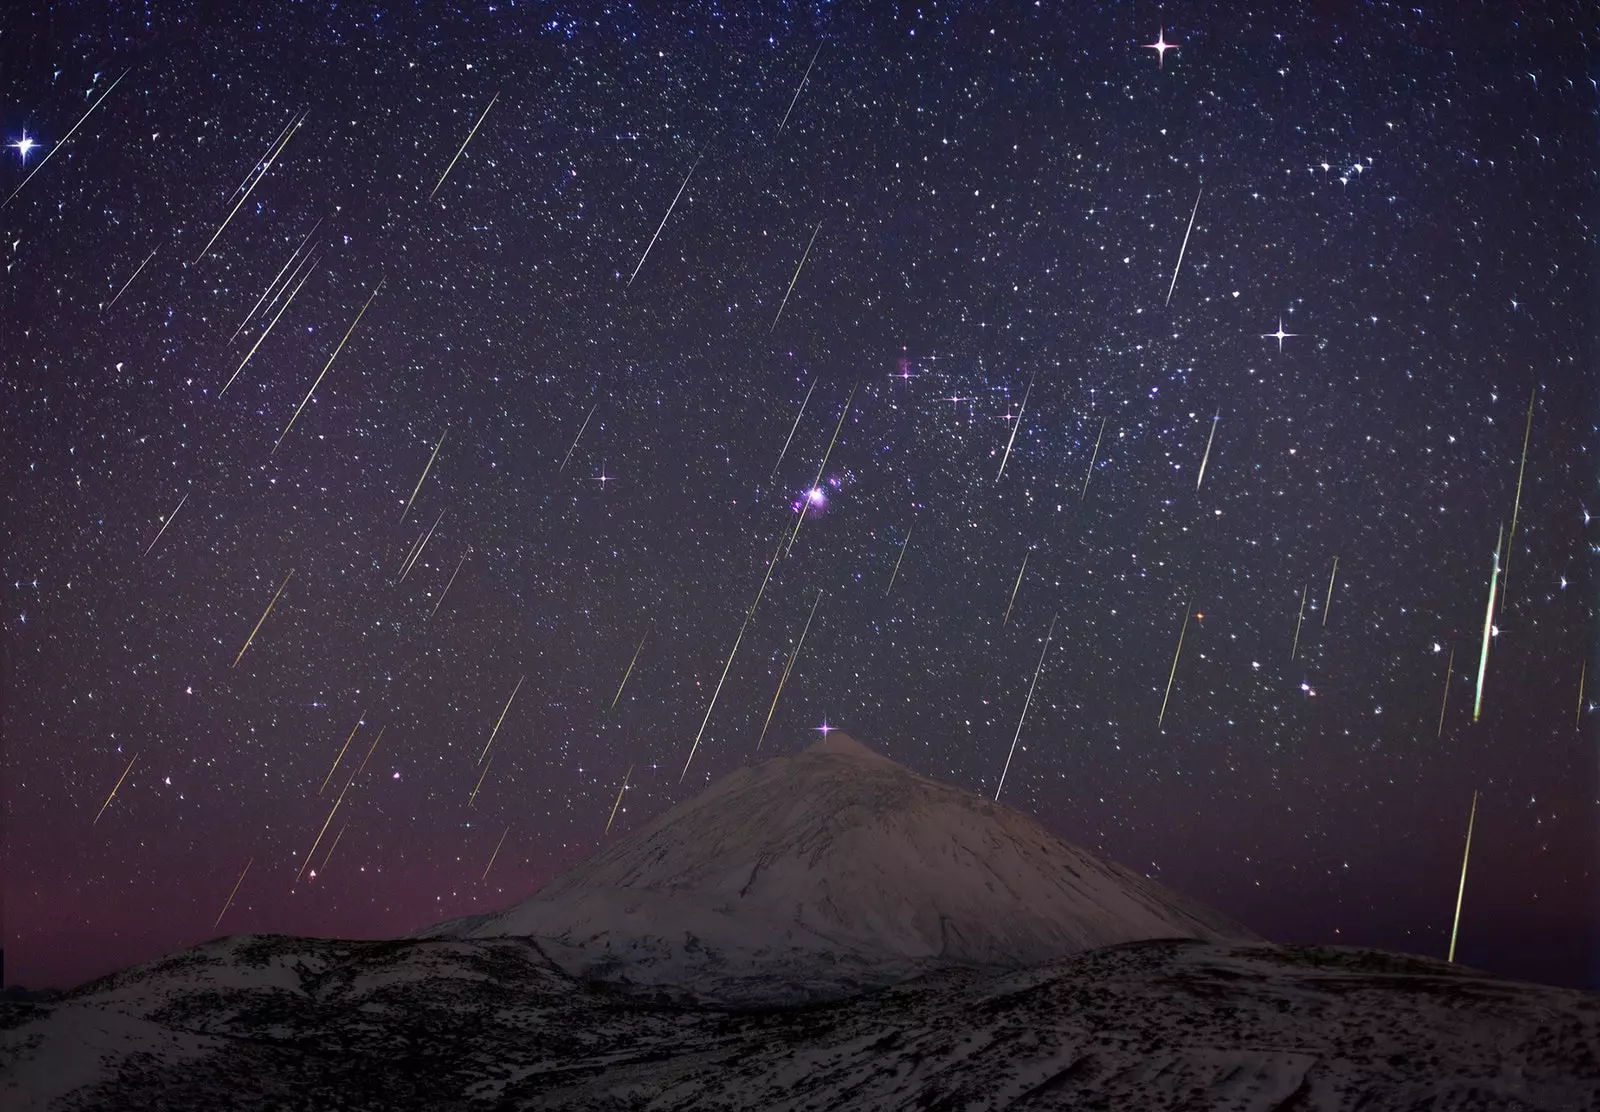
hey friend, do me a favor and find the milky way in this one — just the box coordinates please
[4,3,1594,991]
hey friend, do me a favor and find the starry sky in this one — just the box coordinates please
[4,2,1596,993]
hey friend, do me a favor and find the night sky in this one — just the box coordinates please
[4,2,1596,993]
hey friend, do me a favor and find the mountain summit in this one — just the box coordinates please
[427,732,1254,1001]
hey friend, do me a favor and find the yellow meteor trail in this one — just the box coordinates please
[771,219,822,333]
[93,753,138,827]
[771,378,816,480]
[1322,557,1338,627]
[1472,526,1503,722]
[356,725,386,775]
[1501,387,1536,601]
[1290,583,1308,660]
[788,385,855,554]
[610,628,650,710]
[104,248,157,314]
[142,490,189,557]
[1195,413,1219,490]
[1447,789,1479,963]
[230,219,321,341]
[318,823,347,875]
[296,771,353,884]
[398,510,444,584]
[996,372,1034,482]
[4,68,129,209]
[1081,416,1107,500]
[319,712,364,795]
[480,676,524,764]
[1436,647,1454,738]
[1157,600,1190,729]
[1164,184,1202,307]
[605,765,633,835]
[469,756,493,808]
[483,825,510,880]
[400,427,448,523]
[221,251,319,396]
[214,857,253,930]
[1002,548,1029,626]
[757,587,823,749]
[430,546,470,620]
[1579,661,1587,730]
[274,276,385,452]
[995,613,1056,802]
[194,111,305,264]
[559,403,597,474]
[233,569,294,668]
[886,527,912,597]
[431,91,500,200]
[628,150,701,286]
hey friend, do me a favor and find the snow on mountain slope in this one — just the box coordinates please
[424,732,1255,1000]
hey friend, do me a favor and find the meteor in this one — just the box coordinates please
[482,825,511,880]
[609,627,650,710]
[1472,526,1503,722]
[194,110,305,264]
[1579,661,1587,730]
[92,752,138,827]
[232,570,294,668]
[430,546,470,620]
[296,769,354,884]
[770,377,816,480]
[1195,413,1218,490]
[775,44,822,136]
[317,823,347,875]
[628,150,701,286]
[559,403,597,474]
[1322,557,1339,627]
[757,587,823,749]
[788,385,855,554]
[605,765,633,835]
[104,249,157,314]
[480,676,524,764]
[274,276,385,452]
[398,510,444,584]
[995,614,1057,801]
[229,218,321,341]
[1081,416,1107,500]
[142,490,189,557]
[220,251,319,397]
[431,90,500,201]
[1164,184,1202,307]
[213,858,253,930]
[885,527,912,597]
[468,756,493,808]
[1447,789,1479,963]
[770,219,822,333]
[1436,646,1455,738]
[996,372,1034,482]
[399,426,448,523]
[1290,583,1308,660]
[4,68,129,209]
[356,726,386,775]
[1002,548,1029,626]
[1501,387,1536,601]
[319,712,364,795]
[1157,599,1190,729]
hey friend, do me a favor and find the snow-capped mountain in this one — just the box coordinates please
[421,732,1255,1002]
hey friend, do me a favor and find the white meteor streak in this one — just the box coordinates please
[770,378,816,480]
[995,614,1056,801]
[1472,526,1503,722]
[996,373,1034,481]
[1195,413,1218,490]
[559,403,597,473]
[886,527,912,597]
[104,249,157,314]
[221,253,319,397]
[4,68,129,209]
[628,151,701,286]
[1081,416,1107,500]
[195,110,305,264]
[776,44,822,136]
[400,426,448,522]
[142,490,189,557]
[1003,548,1030,626]
[231,219,321,341]
[431,90,500,200]
[274,275,385,452]
[1447,789,1479,963]
[1164,184,1202,307]
[771,220,822,333]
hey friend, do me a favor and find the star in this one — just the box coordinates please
[1261,318,1300,353]
[815,719,836,737]
[9,132,37,163]
[1144,29,1177,67]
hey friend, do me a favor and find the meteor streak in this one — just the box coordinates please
[1164,185,1202,307]
[1002,548,1029,626]
[559,403,597,473]
[469,756,493,808]
[482,825,510,880]
[220,252,319,397]
[770,219,822,333]
[1157,600,1190,729]
[230,219,321,341]
[431,90,500,200]
[885,527,912,597]
[214,857,252,929]
[399,426,448,522]
[1195,413,1218,490]
[610,627,650,710]
[296,771,353,884]
[194,111,305,264]
[233,570,294,668]
[1501,387,1536,601]
[104,249,156,314]
[143,490,189,557]
[1447,789,1479,963]
[605,765,632,834]
[628,150,701,286]
[775,44,822,136]
[356,725,386,775]
[757,587,823,749]
[93,752,138,827]
[788,385,855,554]
[1472,526,1503,722]
[1081,416,1107,500]
[1290,583,1308,660]
[1322,557,1339,627]
[1437,646,1455,738]
[4,68,129,209]
[319,712,364,795]
[430,546,470,619]
[1579,661,1587,730]
[318,823,347,875]
[995,614,1056,801]
[480,676,525,764]
[398,510,444,584]
[274,276,384,452]
[996,372,1034,481]
[770,377,816,479]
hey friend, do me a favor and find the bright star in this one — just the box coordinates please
[1261,318,1300,353]
[816,719,836,737]
[1144,29,1177,67]
[10,132,37,163]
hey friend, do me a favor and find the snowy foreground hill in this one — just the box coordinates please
[5,735,1597,1110]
